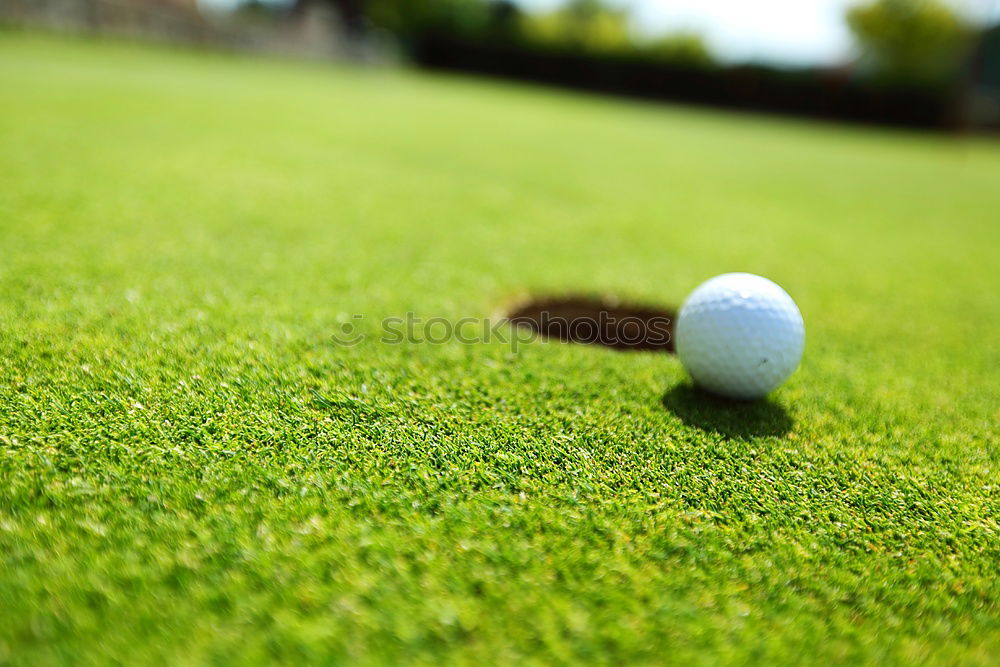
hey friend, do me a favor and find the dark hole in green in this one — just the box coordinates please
[508,296,676,352]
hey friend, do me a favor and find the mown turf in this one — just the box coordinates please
[1,32,999,665]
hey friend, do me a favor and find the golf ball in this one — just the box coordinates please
[675,273,804,399]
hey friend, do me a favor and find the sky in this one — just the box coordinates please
[627,0,857,65]
[518,0,1000,66]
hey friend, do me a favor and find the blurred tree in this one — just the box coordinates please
[485,0,522,41]
[522,0,631,52]
[847,0,972,83]
[364,0,489,40]
[643,32,712,66]
[304,0,711,67]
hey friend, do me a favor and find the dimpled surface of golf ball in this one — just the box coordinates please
[676,273,804,399]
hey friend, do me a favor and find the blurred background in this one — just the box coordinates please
[3,0,999,128]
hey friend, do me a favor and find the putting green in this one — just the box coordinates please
[1,32,998,664]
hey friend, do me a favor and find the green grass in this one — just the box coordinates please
[2,31,999,664]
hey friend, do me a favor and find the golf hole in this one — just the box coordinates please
[507,296,676,352]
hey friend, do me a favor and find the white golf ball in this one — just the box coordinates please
[675,273,804,400]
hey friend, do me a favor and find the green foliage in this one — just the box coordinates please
[521,0,631,52]
[642,32,713,66]
[359,0,713,67]
[847,0,972,83]
[2,33,1000,664]
[365,0,490,39]
[517,0,712,65]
